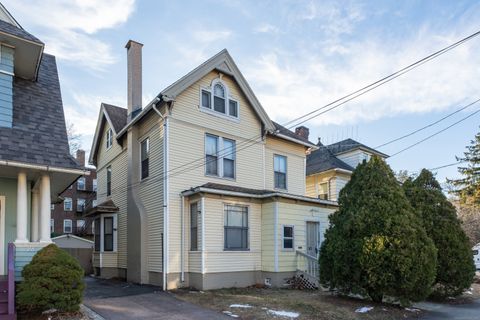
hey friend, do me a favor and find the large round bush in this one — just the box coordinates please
[17,244,85,312]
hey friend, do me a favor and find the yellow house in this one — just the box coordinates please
[88,42,338,290]
[306,139,388,201]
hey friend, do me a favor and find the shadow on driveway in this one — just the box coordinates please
[416,299,480,320]
[83,277,227,320]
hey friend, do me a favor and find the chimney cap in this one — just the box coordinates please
[125,39,144,49]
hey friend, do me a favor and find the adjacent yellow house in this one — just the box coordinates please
[88,42,337,290]
[306,139,388,201]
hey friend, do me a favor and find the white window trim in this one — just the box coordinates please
[282,224,295,251]
[223,203,250,251]
[106,128,113,149]
[64,197,72,211]
[205,134,236,180]
[198,79,240,122]
[139,137,150,180]
[317,181,329,200]
[63,219,72,234]
[273,154,288,191]
[98,214,118,252]
[92,179,98,192]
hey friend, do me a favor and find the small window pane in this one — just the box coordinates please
[284,226,293,238]
[77,177,86,190]
[104,217,114,252]
[201,90,211,109]
[229,100,238,117]
[107,166,112,196]
[214,84,225,97]
[224,159,234,178]
[206,135,218,175]
[190,202,198,251]
[141,138,150,179]
[214,96,225,113]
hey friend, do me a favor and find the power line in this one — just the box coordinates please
[429,161,466,171]
[390,108,480,157]
[93,29,480,199]
[375,98,480,149]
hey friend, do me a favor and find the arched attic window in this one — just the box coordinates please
[213,83,226,113]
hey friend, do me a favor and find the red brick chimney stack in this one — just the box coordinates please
[295,126,310,140]
[76,149,85,168]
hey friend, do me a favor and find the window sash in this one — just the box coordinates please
[77,199,85,212]
[274,155,287,189]
[205,135,236,178]
[190,202,198,251]
[201,90,211,109]
[94,218,100,251]
[275,172,287,189]
[283,226,294,250]
[64,220,72,233]
[229,100,238,117]
[104,217,114,252]
[77,177,86,190]
[224,205,248,250]
[106,129,112,148]
[64,198,72,211]
[206,135,218,176]
[107,166,112,196]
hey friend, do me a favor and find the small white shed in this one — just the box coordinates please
[52,234,94,249]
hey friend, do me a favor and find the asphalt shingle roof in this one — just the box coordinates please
[327,138,388,157]
[272,121,315,145]
[306,143,354,175]
[0,53,80,169]
[103,103,127,133]
[0,19,43,44]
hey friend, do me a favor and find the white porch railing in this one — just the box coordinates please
[296,250,319,289]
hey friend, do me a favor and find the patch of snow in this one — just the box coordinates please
[405,308,421,312]
[230,304,253,308]
[267,309,300,318]
[261,307,268,310]
[223,311,239,318]
[355,306,374,313]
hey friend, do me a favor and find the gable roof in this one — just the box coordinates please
[328,138,389,158]
[89,103,127,165]
[0,54,80,170]
[306,144,353,175]
[0,19,42,44]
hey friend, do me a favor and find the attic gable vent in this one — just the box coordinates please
[0,44,13,128]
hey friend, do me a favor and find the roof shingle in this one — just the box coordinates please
[0,19,43,44]
[103,103,127,134]
[306,144,353,175]
[0,53,80,169]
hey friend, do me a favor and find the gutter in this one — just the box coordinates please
[275,133,318,149]
[0,160,87,175]
[182,187,337,206]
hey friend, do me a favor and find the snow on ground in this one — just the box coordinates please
[267,309,300,318]
[223,311,239,318]
[355,306,374,313]
[405,308,421,312]
[229,304,253,308]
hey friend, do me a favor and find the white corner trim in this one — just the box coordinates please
[163,116,170,290]
[274,200,279,272]
[201,196,206,274]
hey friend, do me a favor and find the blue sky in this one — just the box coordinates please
[5,0,480,184]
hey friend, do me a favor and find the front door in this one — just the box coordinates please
[306,221,320,257]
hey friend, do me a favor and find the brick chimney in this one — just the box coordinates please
[295,126,310,140]
[76,149,85,168]
[125,40,143,120]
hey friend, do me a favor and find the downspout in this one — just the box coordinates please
[201,196,205,275]
[180,193,185,282]
[152,99,170,291]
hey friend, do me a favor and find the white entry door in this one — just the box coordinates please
[306,221,320,257]
[0,196,5,275]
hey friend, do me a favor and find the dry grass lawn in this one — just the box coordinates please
[173,287,425,320]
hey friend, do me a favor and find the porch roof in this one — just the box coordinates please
[84,199,119,217]
[182,182,338,206]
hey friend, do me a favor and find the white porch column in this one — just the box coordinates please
[15,171,28,243]
[39,174,51,243]
[31,189,40,242]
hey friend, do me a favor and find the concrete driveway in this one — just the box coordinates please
[416,299,480,320]
[83,277,227,320]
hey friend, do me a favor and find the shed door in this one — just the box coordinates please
[306,221,320,257]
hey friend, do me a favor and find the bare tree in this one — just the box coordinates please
[66,121,82,156]
[453,200,480,246]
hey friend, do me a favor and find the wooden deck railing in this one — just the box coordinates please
[296,250,319,279]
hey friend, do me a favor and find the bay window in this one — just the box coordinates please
[93,215,117,252]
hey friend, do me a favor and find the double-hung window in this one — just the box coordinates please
[205,134,236,178]
[50,219,54,233]
[318,182,329,200]
[107,166,112,196]
[106,128,113,149]
[77,198,85,212]
[64,197,72,211]
[274,155,287,189]
[92,179,97,192]
[77,219,85,231]
[283,225,294,250]
[224,205,248,250]
[104,217,114,252]
[190,202,199,251]
[64,219,72,234]
[77,177,86,190]
[141,138,150,179]
[200,80,239,118]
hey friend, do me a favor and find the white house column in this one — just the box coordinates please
[15,171,28,243]
[39,174,51,243]
[31,189,40,242]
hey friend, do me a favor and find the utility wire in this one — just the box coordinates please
[390,108,480,157]
[92,29,480,199]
